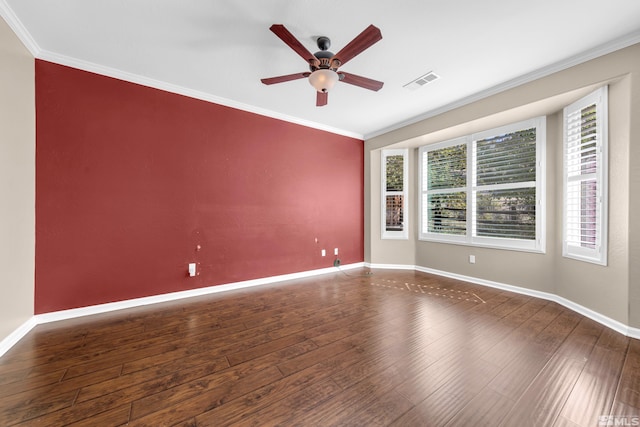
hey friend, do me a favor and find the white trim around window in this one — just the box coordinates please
[381,148,409,239]
[419,117,546,253]
[562,86,608,265]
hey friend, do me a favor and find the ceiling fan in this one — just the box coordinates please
[261,24,384,107]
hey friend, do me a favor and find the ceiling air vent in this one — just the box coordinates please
[403,71,440,91]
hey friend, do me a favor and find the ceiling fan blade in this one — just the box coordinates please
[339,72,384,91]
[261,72,310,85]
[316,91,328,107]
[331,25,382,67]
[269,24,319,67]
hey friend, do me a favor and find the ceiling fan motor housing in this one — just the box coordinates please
[311,36,337,71]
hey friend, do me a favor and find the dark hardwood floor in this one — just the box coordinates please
[1,269,639,426]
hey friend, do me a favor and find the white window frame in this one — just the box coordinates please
[419,136,470,245]
[419,117,546,253]
[562,86,608,265]
[381,148,409,239]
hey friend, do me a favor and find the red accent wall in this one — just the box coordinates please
[35,60,364,314]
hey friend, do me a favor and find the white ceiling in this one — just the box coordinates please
[3,0,640,139]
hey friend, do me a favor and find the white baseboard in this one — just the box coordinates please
[0,317,38,358]
[35,263,364,324]
[2,260,637,358]
[0,262,364,358]
[363,262,412,270]
[367,262,640,340]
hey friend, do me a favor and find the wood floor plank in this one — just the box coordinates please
[129,366,283,426]
[499,355,588,426]
[488,343,553,398]
[609,400,640,421]
[443,388,515,427]
[116,323,246,376]
[225,332,308,366]
[0,269,637,426]
[65,404,131,427]
[0,369,66,399]
[481,301,563,368]
[217,378,343,427]
[328,336,437,391]
[75,354,229,403]
[341,389,415,427]
[20,356,229,425]
[0,388,77,425]
[558,331,628,426]
[497,316,604,427]
[0,364,121,410]
[285,362,414,426]
[552,416,583,427]
[129,359,280,420]
[615,338,640,409]
[389,388,476,427]
[194,363,338,426]
[273,303,416,378]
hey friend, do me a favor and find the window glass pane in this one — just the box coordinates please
[476,188,536,240]
[566,179,597,249]
[385,195,404,231]
[382,149,408,240]
[567,103,598,178]
[427,144,466,190]
[427,192,466,235]
[476,128,536,186]
[385,155,404,191]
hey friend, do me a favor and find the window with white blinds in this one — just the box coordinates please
[382,149,408,239]
[563,87,608,265]
[422,138,468,241]
[419,117,546,252]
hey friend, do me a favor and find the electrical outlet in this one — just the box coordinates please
[334,248,339,255]
[321,249,326,257]
[469,255,476,264]
[188,263,196,276]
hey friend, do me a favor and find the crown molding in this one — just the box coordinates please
[0,0,40,56]
[6,0,637,143]
[37,49,363,140]
[0,0,364,140]
[365,29,640,140]
[1,2,361,139]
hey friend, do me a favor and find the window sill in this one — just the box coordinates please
[419,236,545,254]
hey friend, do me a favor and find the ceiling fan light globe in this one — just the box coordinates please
[309,69,338,93]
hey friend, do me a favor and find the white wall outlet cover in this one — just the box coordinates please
[188,263,196,276]
[321,249,326,256]
[334,248,339,255]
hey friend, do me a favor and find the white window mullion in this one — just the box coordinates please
[469,138,477,243]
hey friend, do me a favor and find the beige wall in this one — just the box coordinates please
[629,71,640,327]
[554,76,631,324]
[366,43,640,327]
[367,148,417,266]
[0,16,35,341]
